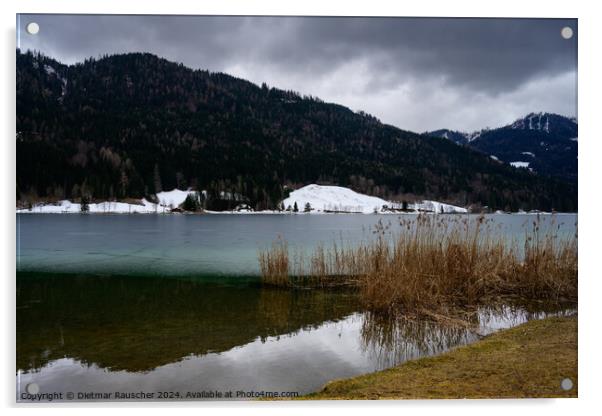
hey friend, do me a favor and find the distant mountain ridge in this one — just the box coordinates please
[422,129,470,146]
[508,112,577,137]
[16,50,577,212]
[425,112,577,182]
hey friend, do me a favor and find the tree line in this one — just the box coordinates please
[16,50,577,212]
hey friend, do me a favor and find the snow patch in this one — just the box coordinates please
[511,112,549,132]
[155,189,196,207]
[467,129,488,142]
[44,64,67,98]
[282,184,388,214]
[17,186,468,215]
[17,189,198,214]
[510,161,530,168]
[19,199,160,214]
[413,200,468,214]
[44,64,57,76]
[282,184,467,214]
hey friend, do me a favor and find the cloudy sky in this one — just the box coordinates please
[18,15,577,132]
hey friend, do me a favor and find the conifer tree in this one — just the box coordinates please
[80,195,90,213]
[153,163,163,194]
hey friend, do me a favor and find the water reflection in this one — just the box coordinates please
[359,303,575,370]
[360,312,477,369]
[17,273,358,373]
[17,273,575,400]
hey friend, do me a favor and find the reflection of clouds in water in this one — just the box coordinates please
[360,304,576,370]
[476,304,576,335]
[360,312,476,370]
[18,314,375,397]
[17,302,576,400]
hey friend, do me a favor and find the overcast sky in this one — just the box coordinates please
[18,15,577,132]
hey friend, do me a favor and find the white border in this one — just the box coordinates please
[2,1,601,415]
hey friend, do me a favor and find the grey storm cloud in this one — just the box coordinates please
[18,14,577,132]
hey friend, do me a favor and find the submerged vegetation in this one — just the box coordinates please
[258,214,577,313]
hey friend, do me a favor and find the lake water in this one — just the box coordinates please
[16,213,577,276]
[16,213,577,401]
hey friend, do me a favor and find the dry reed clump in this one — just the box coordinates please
[259,235,369,287]
[512,220,578,302]
[258,236,290,287]
[258,214,577,312]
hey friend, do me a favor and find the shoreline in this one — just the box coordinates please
[301,315,577,400]
[15,210,577,215]
[22,185,570,215]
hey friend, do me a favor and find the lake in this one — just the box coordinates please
[16,213,577,401]
[16,213,577,276]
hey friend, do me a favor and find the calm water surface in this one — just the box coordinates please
[16,214,577,401]
[17,213,577,276]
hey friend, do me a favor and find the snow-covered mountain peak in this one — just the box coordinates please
[466,128,490,142]
[507,112,576,135]
[510,112,550,132]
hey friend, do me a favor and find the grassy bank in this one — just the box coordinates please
[258,215,577,312]
[303,315,577,399]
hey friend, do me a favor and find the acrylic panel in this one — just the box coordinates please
[16,14,578,402]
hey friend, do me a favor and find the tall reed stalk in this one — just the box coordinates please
[258,236,290,287]
[258,214,577,312]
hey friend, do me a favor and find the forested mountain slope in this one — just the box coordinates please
[17,50,577,211]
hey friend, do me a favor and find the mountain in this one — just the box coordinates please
[507,112,577,137]
[426,113,578,182]
[16,50,577,212]
[422,129,469,146]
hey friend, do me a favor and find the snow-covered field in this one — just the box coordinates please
[17,185,469,214]
[412,200,468,214]
[282,184,389,214]
[17,189,196,214]
[282,184,467,214]
[155,189,195,207]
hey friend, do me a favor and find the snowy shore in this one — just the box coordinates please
[15,184,503,215]
[16,189,196,214]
